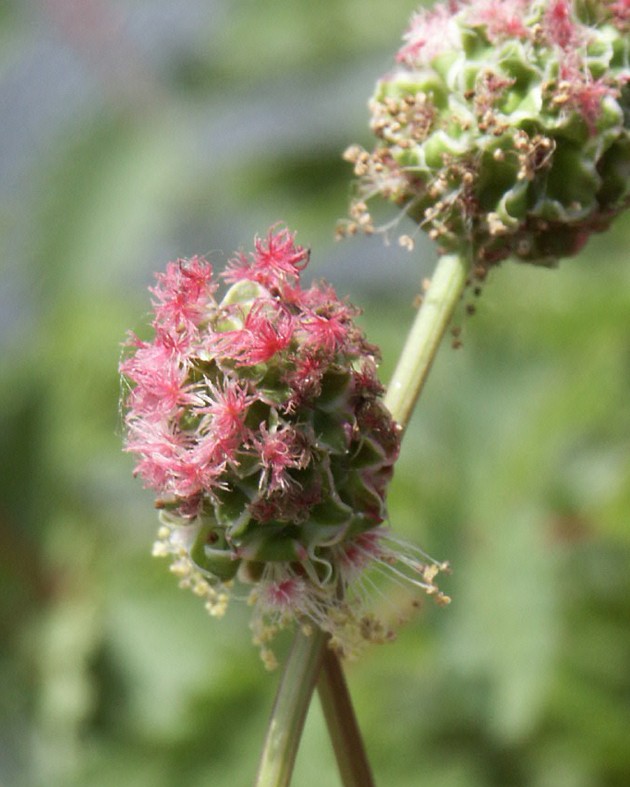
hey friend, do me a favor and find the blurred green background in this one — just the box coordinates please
[1,1,629,785]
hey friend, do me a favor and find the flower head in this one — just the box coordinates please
[342,0,630,273]
[121,226,448,664]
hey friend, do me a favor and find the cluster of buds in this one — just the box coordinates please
[120,226,448,666]
[343,0,630,270]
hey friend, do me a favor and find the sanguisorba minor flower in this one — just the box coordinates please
[343,0,630,273]
[120,226,448,667]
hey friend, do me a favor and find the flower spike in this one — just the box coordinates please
[121,226,448,664]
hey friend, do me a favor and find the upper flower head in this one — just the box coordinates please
[121,226,448,664]
[343,0,630,272]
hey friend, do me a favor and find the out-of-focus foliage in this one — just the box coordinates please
[1,2,629,786]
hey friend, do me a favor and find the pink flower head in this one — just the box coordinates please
[121,226,447,663]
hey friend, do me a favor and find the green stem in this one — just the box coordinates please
[317,647,376,787]
[254,251,469,787]
[384,252,469,429]
[254,627,327,787]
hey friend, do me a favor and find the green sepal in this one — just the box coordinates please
[316,368,351,410]
[545,145,600,210]
[307,495,354,527]
[596,137,630,206]
[191,522,241,581]
[257,365,292,406]
[313,409,349,454]
[221,279,266,307]
[213,484,252,536]
[351,436,386,469]
[343,470,385,518]
[236,524,306,562]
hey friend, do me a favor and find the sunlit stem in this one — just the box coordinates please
[384,252,469,429]
[255,251,470,787]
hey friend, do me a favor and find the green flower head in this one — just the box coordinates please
[344,0,630,271]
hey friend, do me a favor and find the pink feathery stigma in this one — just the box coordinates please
[253,225,310,278]
[239,302,295,365]
[224,225,309,288]
[610,0,630,28]
[397,3,461,66]
[253,423,308,492]
[559,62,618,133]
[150,256,216,333]
[544,0,578,48]
[467,0,529,40]
[121,342,193,419]
[197,379,253,441]
[124,418,187,490]
[205,300,295,366]
[262,577,307,610]
[300,310,350,354]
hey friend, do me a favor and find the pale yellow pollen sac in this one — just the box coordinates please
[152,540,170,558]
[552,80,572,106]
[517,134,554,181]
[487,212,509,236]
[206,594,228,618]
[384,97,399,113]
[192,579,210,597]
[349,200,368,220]
[422,563,440,584]
[169,558,191,578]
[398,234,415,251]
[428,174,449,199]
[514,131,530,151]
[493,148,505,162]
[435,592,452,607]
[342,144,363,163]
[360,613,393,644]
